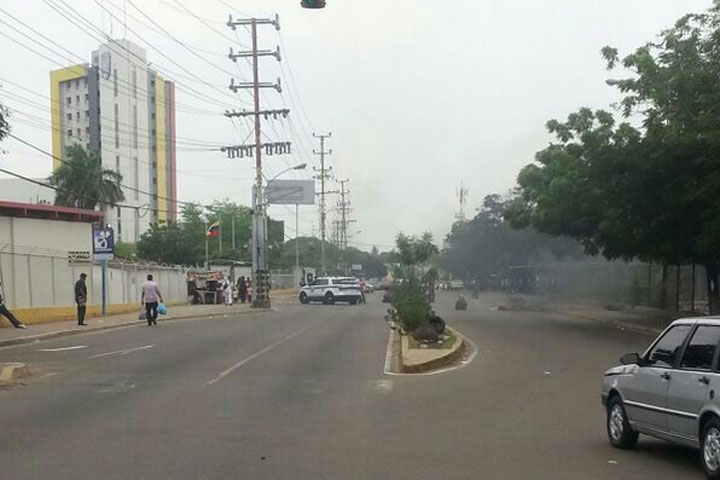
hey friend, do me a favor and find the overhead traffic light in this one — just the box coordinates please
[301,0,326,8]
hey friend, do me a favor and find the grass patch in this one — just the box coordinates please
[408,330,457,350]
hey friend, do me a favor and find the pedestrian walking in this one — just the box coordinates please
[223,277,233,306]
[141,274,163,326]
[246,280,252,304]
[237,276,247,304]
[0,282,27,329]
[75,273,88,326]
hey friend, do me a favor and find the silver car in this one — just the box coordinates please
[602,318,720,478]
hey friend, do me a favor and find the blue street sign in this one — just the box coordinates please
[92,226,114,255]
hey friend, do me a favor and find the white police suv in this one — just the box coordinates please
[299,277,362,305]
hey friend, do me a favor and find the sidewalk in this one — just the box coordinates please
[479,292,680,336]
[0,302,260,348]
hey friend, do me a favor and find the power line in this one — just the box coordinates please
[90,0,243,104]
[0,11,222,116]
[40,0,241,110]
[7,133,200,209]
[0,80,226,147]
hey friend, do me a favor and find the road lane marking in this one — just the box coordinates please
[369,379,393,393]
[204,321,320,387]
[37,345,87,352]
[383,327,396,374]
[384,331,479,376]
[89,344,155,359]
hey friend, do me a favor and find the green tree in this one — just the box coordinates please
[507,2,720,312]
[49,145,125,210]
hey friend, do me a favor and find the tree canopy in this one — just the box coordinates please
[49,145,125,211]
[506,1,720,312]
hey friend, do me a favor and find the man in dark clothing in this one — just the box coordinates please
[237,276,247,304]
[0,282,27,329]
[75,273,88,326]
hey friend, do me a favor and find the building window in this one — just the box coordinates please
[132,105,138,149]
[152,177,157,185]
[76,95,80,104]
[113,68,118,97]
[76,111,80,121]
[151,112,156,120]
[84,78,88,88]
[132,68,137,99]
[86,126,90,135]
[67,129,72,138]
[114,103,119,149]
[66,97,71,106]
[85,110,89,120]
[66,113,72,121]
[85,93,89,103]
[133,157,139,200]
[77,128,81,137]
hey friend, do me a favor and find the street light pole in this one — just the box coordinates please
[264,163,307,278]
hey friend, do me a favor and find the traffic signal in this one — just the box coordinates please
[301,0,326,8]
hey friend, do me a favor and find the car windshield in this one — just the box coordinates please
[2,1,720,479]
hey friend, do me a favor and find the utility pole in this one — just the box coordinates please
[313,133,332,275]
[224,14,289,308]
[338,178,350,249]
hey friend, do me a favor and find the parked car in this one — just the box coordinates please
[601,317,720,478]
[298,277,363,305]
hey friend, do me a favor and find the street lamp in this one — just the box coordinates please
[266,162,307,185]
[264,162,308,275]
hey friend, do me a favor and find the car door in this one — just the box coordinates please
[622,324,693,433]
[310,279,328,300]
[666,324,720,440]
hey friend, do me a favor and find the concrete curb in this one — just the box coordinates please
[0,363,30,383]
[401,327,466,374]
[0,307,273,349]
[548,309,665,337]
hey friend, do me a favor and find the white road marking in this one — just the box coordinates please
[383,327,396,374]
[384,332,480,377]
[38,345,87,352]
[369,379,393,393]
[205,322,320,387]
[89,344,155,359]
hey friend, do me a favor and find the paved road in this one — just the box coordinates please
[0,292,704,479]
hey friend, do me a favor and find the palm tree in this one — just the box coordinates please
[49,145,125,211]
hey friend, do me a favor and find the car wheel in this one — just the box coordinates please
[324,292,335,305]
[702,417,720,479]
[299,292,309,304]
[607,396,639,449]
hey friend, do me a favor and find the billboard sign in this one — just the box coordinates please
[266,180,315,205]
[92,226,114,260]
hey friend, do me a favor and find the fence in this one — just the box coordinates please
[0,243,188,310]
[506,261,710,314]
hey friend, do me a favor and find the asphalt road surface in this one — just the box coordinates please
[0,292,705,479]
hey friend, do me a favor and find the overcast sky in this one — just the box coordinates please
[0,0,712,251]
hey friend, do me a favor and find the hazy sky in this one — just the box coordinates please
[0,0,712,250]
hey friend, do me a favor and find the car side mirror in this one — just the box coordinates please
[620,352,641,365]
[300,281,305,287]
